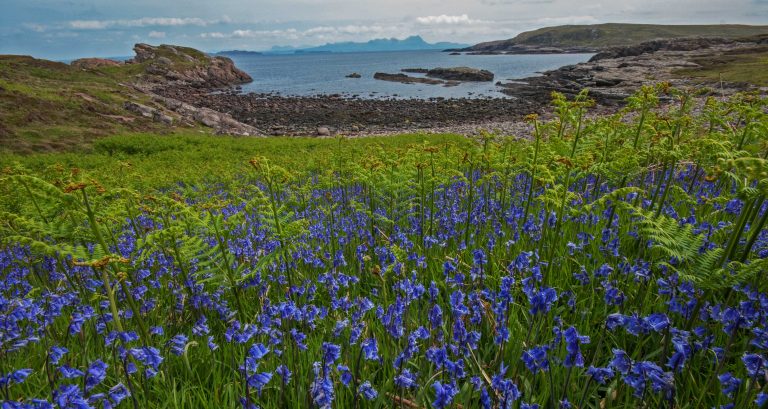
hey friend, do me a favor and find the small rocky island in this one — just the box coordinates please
[373,73,445,85]
[374,66,494,86]
[426,67,494,82]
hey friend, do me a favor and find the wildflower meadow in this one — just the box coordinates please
[2,86,768,409]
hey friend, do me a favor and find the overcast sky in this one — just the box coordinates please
[2,0,767,59]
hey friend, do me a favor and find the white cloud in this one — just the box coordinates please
[69,20,110,29]
[68,17,224,30]
[200,32,228,39]
[416,14,480,25]
[148,31,166,38]
[201,25,400,41]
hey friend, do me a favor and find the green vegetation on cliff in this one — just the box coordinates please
[467,23,768,50]
[0,55,197,153]
[0,43,252,153]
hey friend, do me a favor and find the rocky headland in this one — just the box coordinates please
[66,43,263,136]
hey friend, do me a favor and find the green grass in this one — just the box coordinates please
[674,46,768,86]
[0,132,473,192]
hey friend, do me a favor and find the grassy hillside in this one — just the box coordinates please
[0,44,247,153]
[0,55,172,153]
[468,23,768,50]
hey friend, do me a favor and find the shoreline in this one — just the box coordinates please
[155,86,553,136]
[156,36,765,137]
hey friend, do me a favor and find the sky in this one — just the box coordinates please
[1,0,767,60]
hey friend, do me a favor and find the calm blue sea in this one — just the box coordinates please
[227,50,593,99]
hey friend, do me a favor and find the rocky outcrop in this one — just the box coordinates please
[71,58,121,70]
[496,38,761,106]
[589,37,735,62]
[150,95,262,136]
[121,93,263,136]
[401,68,429,74]
[373,73,444,85]
[130,43,252,89]
[426,67,494,82]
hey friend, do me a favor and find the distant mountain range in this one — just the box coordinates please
[217,36,469,56]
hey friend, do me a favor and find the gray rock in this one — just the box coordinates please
[124,101,176,126]
[156,56,173,66]
[123,101,157,118]
[153,112,174,125]
[316,127,331,136]
[194,109,223,128]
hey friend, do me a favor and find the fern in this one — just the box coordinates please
[634,209,748,290]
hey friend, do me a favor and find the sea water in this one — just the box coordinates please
[227,50,592,99]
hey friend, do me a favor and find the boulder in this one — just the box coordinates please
[316,127,331,136]
[346,73,362,78]
[426,67,494,82]
[153,112,174,125]
[124,101,174,125]
[133,43,159,63]
[123,101,157,118]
